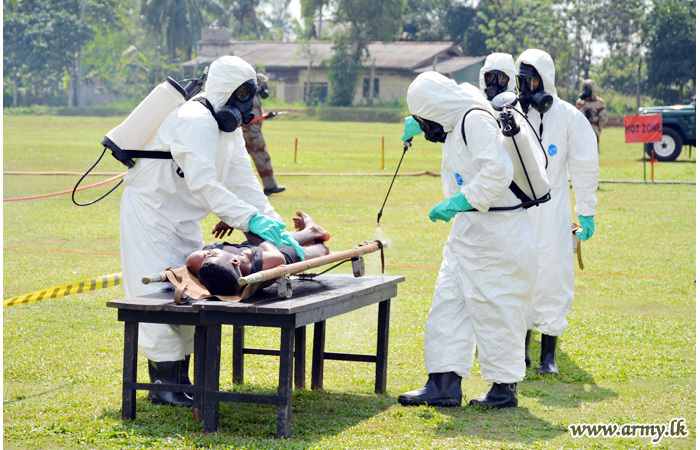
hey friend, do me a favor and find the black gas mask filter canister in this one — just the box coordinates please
[516,64,553,114]
[214,79,257,132]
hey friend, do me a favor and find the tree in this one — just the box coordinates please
[642,0,696,103]
[401,0,485,56]
[4,0,96,106]
[300,0,331,39]
[215,0,270,39]
[141,0,221,60]
[327,35,363,105]
[327,0,405,106]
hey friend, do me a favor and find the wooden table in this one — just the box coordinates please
[107,274,404,438]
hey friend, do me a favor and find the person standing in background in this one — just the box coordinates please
[242,73,286,196]
[575,79,608,153]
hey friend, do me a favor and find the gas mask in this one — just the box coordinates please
[214,79,257,132]
[413,115,448,143]
[516,64,553,114]
[259,84,270,99]
[484,70,509,101]
[579,87,592,100]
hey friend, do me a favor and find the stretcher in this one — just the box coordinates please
[141,240,387,304]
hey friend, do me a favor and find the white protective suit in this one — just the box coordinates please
[120,56,283,362]
[408,72,538,384]
[478,52,517,102]
[515,49,599,336]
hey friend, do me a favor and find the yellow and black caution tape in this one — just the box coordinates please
[4,273,122,307]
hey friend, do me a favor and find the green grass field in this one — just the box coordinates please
[3,114,696,449]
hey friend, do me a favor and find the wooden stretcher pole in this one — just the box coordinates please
[238,241,386,287]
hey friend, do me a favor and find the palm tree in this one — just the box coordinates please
[141,0,222,60]
[218,0,269,39]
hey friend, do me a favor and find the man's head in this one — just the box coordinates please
[579,79,597,100]
[205,56,257,132]
[407,71,491,138]
[516,63,553,114]
[479,53,516,101]
[514,49,556,114]
[197,249,243,296]
[256,73,270,99]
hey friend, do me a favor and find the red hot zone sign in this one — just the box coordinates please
[624,115,662,143]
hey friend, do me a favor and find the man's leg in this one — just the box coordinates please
[397,255,471,407]
[243,127,283,193]
[140,323,194,408]
[290,211,331,245]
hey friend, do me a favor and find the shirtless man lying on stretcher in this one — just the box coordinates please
[186,210,330,296]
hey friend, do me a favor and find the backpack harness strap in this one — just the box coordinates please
[459,108,544,210]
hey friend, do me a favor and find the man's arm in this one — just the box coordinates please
[566,106,600,217]
[170,105,259,231]
[257,241,286,269]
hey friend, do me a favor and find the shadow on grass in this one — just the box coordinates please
[3,382,73,405]
[521,334,618,409]
[102,388,394,445]
[437,402,568,443]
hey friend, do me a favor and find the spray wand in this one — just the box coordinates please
[376,139,411,227]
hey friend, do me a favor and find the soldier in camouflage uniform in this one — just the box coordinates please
[242,73,285,195]
[575,79,608,152]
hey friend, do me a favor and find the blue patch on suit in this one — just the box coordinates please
[455,173,463,185]
[548,144,558,156]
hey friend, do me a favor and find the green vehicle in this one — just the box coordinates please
[638,98,696,161]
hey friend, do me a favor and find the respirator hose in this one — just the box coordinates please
[72,147,124,207]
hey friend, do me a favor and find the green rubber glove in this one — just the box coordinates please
[248,212,286,247]
[429,192,474,223]
[281,231,306,261]
[401,116,423,142]
[576,215,595,241]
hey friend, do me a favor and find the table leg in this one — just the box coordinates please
[193,325,207,423]
[203,324,222,432]
[121,321,138,421]
[277,327,295,439]
[232,325,244,384]
[294,326,306,390]
[311,320,326,390]
[375,299,391,394]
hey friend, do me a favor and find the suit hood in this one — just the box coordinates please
[479,53,517,95]
[515,49,558,99]
[205,56,257,112]
[407,71,491,132]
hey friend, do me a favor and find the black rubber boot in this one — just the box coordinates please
[469,382,518,408]
[539,334,560,375]
[525,330,532,367]
[147,360,193,407]
[264,185,286,196]
[398,372,462,407]
[180,355,192,385]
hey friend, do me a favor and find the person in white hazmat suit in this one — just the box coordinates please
[478,52,517,103]
[514,49,599,375]
[120,56,299,407]
[397,71,538,408]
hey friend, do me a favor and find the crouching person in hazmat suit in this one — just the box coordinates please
[120,55,302,407]
[397,72,538,408]
[514,49,599,375]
